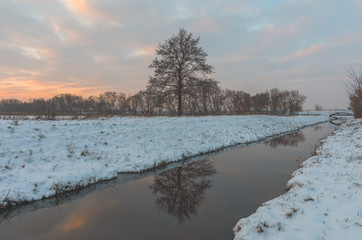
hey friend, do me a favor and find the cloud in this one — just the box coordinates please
[127,46,155,58]
[61,215,86,232]
[0,0,361,109]
[20,47,44,60]
[59,0,117,27]
[280,44,324,62]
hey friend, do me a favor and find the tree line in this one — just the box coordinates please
[0,87,306,115]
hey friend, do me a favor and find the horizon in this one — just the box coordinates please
[1,0,361,109]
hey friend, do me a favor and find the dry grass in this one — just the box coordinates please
[285,208,298,218]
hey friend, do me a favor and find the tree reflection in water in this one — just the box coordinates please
[265,131,305,148]
[314,126,322,132]
[149,159,217,223]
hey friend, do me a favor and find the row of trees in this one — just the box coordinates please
[0,87,306,115]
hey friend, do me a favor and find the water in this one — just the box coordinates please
[0,124,336,240]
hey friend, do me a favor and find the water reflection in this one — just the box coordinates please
[264,131,305,148]
[150,159,217,223]
[314,126,322,132]
[0,171,157,225]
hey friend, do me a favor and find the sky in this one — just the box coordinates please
[0,0,361,109]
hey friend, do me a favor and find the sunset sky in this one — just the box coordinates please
[0,0,361,109]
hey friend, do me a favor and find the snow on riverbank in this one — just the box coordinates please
[1,115,328,208]
[233,119,362,240]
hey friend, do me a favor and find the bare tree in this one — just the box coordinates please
[232,91,248,114]
[279,90,290,115]
[148,28,214,116]
[222,89,250,114]
[314,104,323,111]
[270,88,281,114]
[287,90,306,115]
[127,92,144,114]
[252,91,270,113]
[51,94,83,114]
[346,66,362,118]
[184,79,219,114]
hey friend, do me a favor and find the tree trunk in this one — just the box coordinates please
[177,87,182,116]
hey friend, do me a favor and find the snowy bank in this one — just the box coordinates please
[233,119,362,240]
[1,115,328,208]
[298,110,352,116]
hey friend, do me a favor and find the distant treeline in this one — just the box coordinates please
[0,87,306,116]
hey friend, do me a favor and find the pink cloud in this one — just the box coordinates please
[59,0,118,26]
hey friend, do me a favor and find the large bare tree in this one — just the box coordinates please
[148,28,214,116]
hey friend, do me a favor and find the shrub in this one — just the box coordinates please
[346,66,362,118]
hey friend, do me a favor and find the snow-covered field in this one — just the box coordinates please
[233,119,362,240]
[0,115,329,208]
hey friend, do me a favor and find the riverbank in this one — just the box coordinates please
[1,115,329,209]
[233,119,362,240]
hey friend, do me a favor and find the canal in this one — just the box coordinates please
[0,123,336,240]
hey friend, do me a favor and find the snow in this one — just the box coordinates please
[298,110,353,116]
[0,115,329,208]
[233,119,362,240]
